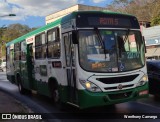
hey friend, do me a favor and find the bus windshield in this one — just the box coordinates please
[78,29,145,72]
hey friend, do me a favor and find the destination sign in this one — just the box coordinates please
[88,17,131,27]
[99,18,118,25]
[76,13,140,29]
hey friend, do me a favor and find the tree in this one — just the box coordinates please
[151,16,160,26]
[106,0,132,13]
[0,23,38,58]
[150,0,160,26]
[1,24,38,43]
[7,23,31,35]
[106,0,160,25]
[0,26,8,58]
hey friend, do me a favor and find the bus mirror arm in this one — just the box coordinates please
[72,30,78,44]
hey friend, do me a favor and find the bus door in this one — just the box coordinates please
[63,32,77,103]
[27,44,36,90]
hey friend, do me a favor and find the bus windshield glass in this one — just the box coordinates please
[78,29,145,72]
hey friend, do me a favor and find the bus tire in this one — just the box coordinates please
[17,76,25,94]
[49,80,67,110]
[52,89,67,110]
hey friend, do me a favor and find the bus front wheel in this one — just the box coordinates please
[50,88,67,110]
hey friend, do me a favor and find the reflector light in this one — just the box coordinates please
[139,90,148,96]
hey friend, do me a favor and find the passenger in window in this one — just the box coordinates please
[54,49,60,57]
[87,45,98,54]
[117,36,125,57]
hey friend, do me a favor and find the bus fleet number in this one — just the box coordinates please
[127,52,140,59]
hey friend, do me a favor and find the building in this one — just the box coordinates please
[142,25,160,59]
[45,4,108,24]
[139,21,151,28]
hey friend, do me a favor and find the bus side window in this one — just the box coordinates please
[35,33,46,59]
[47,28,60,58]
[21,41,26,61]
[14,43,21,61]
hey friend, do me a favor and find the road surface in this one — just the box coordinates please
[0,72,160,122]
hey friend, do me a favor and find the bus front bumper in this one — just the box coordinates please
[78,83,148,109]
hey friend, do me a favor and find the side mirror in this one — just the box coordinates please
[142,36,147,53]
[72,30,78,44]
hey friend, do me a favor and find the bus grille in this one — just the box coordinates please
[104,84,134,90]
[108,91,132,100]
[97,74,139,84]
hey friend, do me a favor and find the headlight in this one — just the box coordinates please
[80,80,102,92]
[137,75,148,87]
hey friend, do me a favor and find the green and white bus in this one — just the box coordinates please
[6,11,148,109]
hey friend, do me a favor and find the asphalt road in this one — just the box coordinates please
[0,72,160,122]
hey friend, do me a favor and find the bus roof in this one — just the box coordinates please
[6,11,136,47]
[63,10,135,18]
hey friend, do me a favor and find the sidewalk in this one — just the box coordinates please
[0,90,42,122]
[0,91,31,113]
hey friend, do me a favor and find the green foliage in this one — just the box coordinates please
[151,16,160,26]
[107,0,160,26]
[0,23,38,58]
[149,0,160,26]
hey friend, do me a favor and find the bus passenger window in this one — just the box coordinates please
[42,46,46,58]
[21,41,26,61]
[14,43,21,61]
[35,47,42,59]
[35,33,46,59]
[47,28,60,58]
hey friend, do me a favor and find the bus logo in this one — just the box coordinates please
[117,84,123,90]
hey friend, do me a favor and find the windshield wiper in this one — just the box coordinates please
[94,27,107,59]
